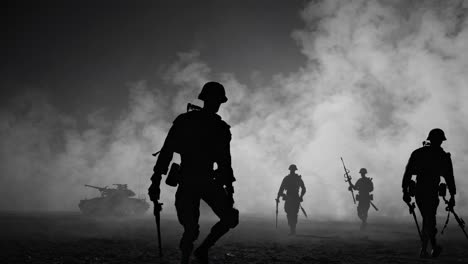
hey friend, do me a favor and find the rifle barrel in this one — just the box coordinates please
[407,202,423,242]
[275,198,279,229]
[300,205,308,218]
[443,197,468,240]
[340,157,356,204]
[154,202,163,257]
[453,212,468,239]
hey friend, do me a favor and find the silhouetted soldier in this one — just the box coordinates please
[402,128,456,258]
[277,164,306,235]
[349,168,374,230]
[148,82,239,264]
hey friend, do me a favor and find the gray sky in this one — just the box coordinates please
[2,0,305,118]
[2,0,468,221]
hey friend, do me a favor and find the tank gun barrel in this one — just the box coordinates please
[84,184,107,191]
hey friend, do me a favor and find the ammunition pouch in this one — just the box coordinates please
[439,183,447,197]
[165,163,181,187]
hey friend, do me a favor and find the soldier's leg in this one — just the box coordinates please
[418,195,441,257]
[416,196,432,253]
[284,200,292,231]
[285,200,299,234]
[290,213,298,234]
[357,203,363,221]
[292,201,300,234]
[358,201,370,229]
[175,186,201,263]
[362,201,370,221]
[427,197,440,253]
[357,203,364,229]
[197,182,239,252]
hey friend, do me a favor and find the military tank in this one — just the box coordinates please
[79,184,150,216]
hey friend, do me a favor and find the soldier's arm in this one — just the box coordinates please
[215,123,235,189]
[350,179,358,191]
[444,153,456,196]
[369,180,374,193]
[402,152,416,193]
[151,119,182,184]
[277,178,286,198]
[300,178,306,198]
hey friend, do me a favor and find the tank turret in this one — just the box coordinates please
[84,184,110,197]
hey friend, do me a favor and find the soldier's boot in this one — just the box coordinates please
[431,245,442,258]
[180,244,193,264]
[419,234,429,258]
[179,229,198,264]
[419,248,430,258]
[195,222,231,264]
[430,235,442,258]
[181,249,192,264]
[193,247,209,264]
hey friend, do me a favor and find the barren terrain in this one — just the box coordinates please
[1,212,467,264]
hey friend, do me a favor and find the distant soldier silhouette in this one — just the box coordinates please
[349,168,374,230]
[148,82,239,264]
[402,128,456,258]
[277,164,306,235]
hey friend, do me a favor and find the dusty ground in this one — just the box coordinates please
[1,212,467,264]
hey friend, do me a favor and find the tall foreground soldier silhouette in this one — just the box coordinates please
[148,82,239,264]
[277,164,306,235]
[402,128,456,258]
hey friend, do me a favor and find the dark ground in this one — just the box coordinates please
[1,212,467,264]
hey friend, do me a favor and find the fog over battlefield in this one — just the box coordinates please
[1,0,468,220]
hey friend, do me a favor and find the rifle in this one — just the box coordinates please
[439,183,468,239]
[187,103,202,112]
[300,205,308,218]
[340,157,356,204]
[370,201,379,211]
[275,198,280,228]
[153,202,163,257]
[405,200,423,243]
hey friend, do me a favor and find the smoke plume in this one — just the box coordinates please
[1,0,468,220]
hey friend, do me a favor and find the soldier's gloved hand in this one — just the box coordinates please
[403,192,411,204]
[299,196,303,202]
[449,195,455,208]
[348,186,353,191]
[148,182,160,202]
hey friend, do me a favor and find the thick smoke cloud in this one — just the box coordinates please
[1,0,468,220]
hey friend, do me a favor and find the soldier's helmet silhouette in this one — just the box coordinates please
[359,168,367,174]
[198,81,228,103]
[427,128,446,141]
[289,164,298,171]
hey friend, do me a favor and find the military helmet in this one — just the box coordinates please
[359,168,367,174]
[198,81,228,103]
[289,164,298,171]
[427,128,446,141]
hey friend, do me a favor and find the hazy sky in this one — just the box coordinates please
[2,0,305,118]
[2,0,468,221]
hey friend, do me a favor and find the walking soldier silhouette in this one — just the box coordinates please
[148,82,239,264]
